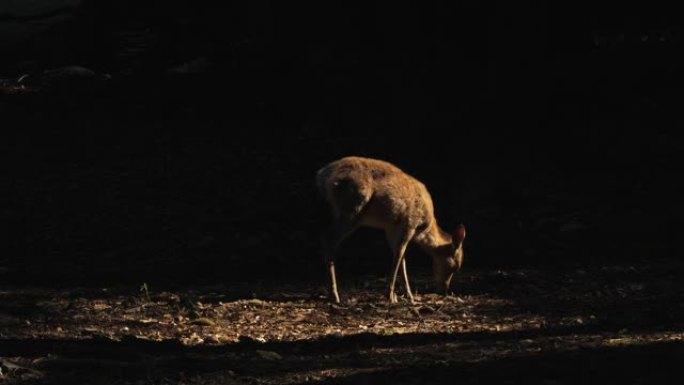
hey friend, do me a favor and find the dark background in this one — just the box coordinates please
[1,1,682,288]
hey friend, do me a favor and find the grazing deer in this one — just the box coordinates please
[317,156,465,304]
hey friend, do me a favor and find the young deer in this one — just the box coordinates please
[317,156,465,304]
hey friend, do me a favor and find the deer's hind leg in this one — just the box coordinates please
[322,217,360,303]
[322,178,373,303]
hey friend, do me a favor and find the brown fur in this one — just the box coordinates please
[317,156,466,303]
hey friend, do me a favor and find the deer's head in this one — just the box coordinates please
[432,224,466,294]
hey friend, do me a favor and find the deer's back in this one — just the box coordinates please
[317,157,435,230]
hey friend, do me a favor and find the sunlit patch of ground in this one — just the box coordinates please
[1,263,683,384]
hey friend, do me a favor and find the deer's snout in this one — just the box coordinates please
[456,251,463,272]
[435,272,454,294]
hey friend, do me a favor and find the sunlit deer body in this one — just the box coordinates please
[317,156,465,304]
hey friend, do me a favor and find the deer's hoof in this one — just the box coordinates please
[329,292,340,303]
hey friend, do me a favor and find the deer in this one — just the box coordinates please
[317,156,466,304]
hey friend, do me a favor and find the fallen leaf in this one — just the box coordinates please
[191,317,216,326]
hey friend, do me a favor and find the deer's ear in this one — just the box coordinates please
[453,224,466,244]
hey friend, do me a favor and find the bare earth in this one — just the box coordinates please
[1,263,683,384]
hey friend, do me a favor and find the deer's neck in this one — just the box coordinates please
[414,220,453,257]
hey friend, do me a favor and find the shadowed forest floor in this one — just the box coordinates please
[2,79,682,385]
[2,3,683,383]
[2,262,683,384]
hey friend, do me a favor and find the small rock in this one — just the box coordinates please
[417,306,436,315]
[256,350,282,361]
[204,335,221,344]
[238,335,266,344]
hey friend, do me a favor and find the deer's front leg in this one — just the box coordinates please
[401,257,415,304]
[387,226,415,304]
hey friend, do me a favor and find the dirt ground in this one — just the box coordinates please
[2,262,683,385]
